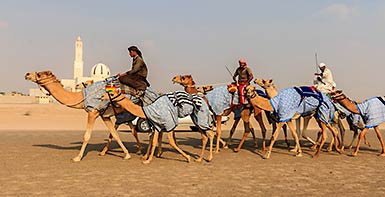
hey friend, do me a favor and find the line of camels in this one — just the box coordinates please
[25,70,385,164]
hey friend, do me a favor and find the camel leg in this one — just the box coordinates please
[348,129,358,150]
[234,121,251,152]
[254,110,267,151]
[127,122,142,154]
[287,121,303,157]
[156,131,164,157]
[352,128,369,156]
[207,130,214,161]
[282,124,290,148]
[225,118,241,149]
[167,131,191,162]
[142,131,155,160]
[373,126,385,156]
[72,111,98,162]
[337,118,346,150]
[313,122,327,158]
[264,122,284,159]
[101,117,131,160]
[142,131,159,164]
[196,131,208,162]
[326,123,342,154]
[364,134,371,147]
[215,115,226,153]
[301,116,317,145]
[99,132,114,156]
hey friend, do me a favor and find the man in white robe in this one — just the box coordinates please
[314,62,336,93]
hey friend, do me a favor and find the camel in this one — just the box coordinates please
[172,75,268,153]
[245,85,342,158]
[74,80,143,155]
[254,78,346,152]
[25,71,145,162]
[330,90,385,156]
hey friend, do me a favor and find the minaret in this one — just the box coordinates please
[73,36,84,79]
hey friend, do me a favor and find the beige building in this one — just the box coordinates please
[29,36,111,103]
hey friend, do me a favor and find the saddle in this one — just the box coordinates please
[294,86,325,109]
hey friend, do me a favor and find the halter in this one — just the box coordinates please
[33,74,60,96]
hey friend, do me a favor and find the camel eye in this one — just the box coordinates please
[181,76,185,80]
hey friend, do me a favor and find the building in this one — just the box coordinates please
[29,36,111,103]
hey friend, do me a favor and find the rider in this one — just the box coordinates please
[233,58,253,105]
[117,46,150,96]
[313,62,336,94]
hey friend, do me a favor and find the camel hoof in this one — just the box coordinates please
[233,148,240,153]
[195,158,203,162]
[289,148,298,153]
[123,154,131,160]
[340,146,345,152]
[311,145,318,150]
[72,156,81,162]
[207,156,213,162]
[99,151,106,156]
[142,160,151,165]
[350,152,358,157]
[327,148,332,153]
[312,154,319,158]
[186,155,191,163]
[263,151,271,159]
[156,151,163,158]
[142,155,149,160]
[224,144,229,149]
[378,153,385,157]
[296,152,303,157]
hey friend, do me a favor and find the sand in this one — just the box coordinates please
[1,103,385,196]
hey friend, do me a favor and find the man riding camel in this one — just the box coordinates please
[233,58,253,105]
[117,46,150,97]
[313,62,336,94]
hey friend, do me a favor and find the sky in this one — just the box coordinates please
[1,0,385,100]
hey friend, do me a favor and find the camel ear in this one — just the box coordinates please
[269,79,273,83]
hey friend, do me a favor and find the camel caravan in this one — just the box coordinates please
[24,59,385,164]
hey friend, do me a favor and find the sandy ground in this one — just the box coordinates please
[1,103,385,196]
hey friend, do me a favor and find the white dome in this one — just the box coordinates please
[91,63,110,79]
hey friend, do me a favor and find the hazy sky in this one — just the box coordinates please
[1,0,385,100]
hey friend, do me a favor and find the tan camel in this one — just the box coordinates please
[245,85,342,158]
[25,71,145,162]
[74,80,143,155]
[172,75,268,152]
[330,90,385,156]
[255,78,344,152]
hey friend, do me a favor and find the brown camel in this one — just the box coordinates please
[330,90,385,156]
[25,71,145,162]
[196,85,213,95]
[255,78,345,152]
[245,85,341,158]
[74,80,143,155]
[172,75,268,152]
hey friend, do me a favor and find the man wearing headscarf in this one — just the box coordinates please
[118,46,150,94]
[233,58,253,105]
[313,62,336,93]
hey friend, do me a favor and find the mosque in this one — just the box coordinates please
[29,36,111,103]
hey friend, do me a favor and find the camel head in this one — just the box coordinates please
[329,90,346,101]
[254,78,274,89]
[172,75,195,87]
[245,85,257,98]
[25,70,55,83]
[196,85,213,95]
[75,80,94,90]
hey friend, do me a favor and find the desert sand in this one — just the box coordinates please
[1,103,385,196]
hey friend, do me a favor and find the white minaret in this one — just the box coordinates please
[73,36,84,79]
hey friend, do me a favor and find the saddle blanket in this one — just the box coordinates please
[356,97,385,128]
[205,85,242,116]
[83,80,109,112]
[143,91,212,132]
[270,87,335,123]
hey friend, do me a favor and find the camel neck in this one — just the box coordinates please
[249,94,274,112]
[42,81,84,109]
[336,96,360,114]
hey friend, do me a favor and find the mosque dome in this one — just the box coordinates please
[91,63,110,79]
